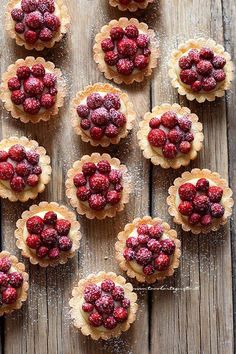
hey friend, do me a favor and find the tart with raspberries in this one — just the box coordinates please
[109,0,154,12]
[168,38,234,102]
[0,251,29,316]
[137,103,204,168]
[167,168,234,234]
[0,56,65,123]
[6,0,70,51]
[0,136,51,202]
[115,216,181,283]
[72,83,136,147]
[66,153,131,219]
[15,202,81,267]
[69,271,138,340]
[93,17,159,84]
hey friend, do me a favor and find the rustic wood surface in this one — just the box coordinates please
[0,0,235,353]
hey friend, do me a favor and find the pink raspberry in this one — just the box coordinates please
[161,111,178,128]
[41,228,57,246]
[21,0,38,13]
[0,257,11,273]
[193,195,210,213]
[202,77,217,92]
[106,191,121,205]
[105,124,119,138]
[137,224,149,235]
[137,234,149,245]
[101,38,115,52]
[135,247,152,266]
[73,173,87,187]
[136,34,149,48]
[213,69,226,82]
[124,25,139,38]
[25,11,44,29]
[89,173,110,192]
[26,234,41,249]
[9,144,26,161]
[44,12,60,31]
[80,119,90,131]
[15,162,31,177]
[212,56,226,69]
[48,247,60,259]
[88,194,106,210]
[11,90,26,105]
[8,272,23,288]
[148,128,167,147]
[126,237,139,249]
[200,214,212,226]
[184,132,194,142]
[40,94,55,109]
[24,30,38,44]
[43,73,56,87]
[77,104,90,118]
[154,254,170,271]
[89,313,103,327]
[87,93,103,109]
[15,23,25,34]
[8,77,21,91]
[110,26,124,40]
[0,272,8,287]
[82,302,94,312]
[188,49,200,64]
[82,162,97,176]
[143,264,155,275]
[95,295,114,315]
[207,186,223,202]
[97,160,111,174]
[179,56,192,69]
[178,116,192,132]
[199,47,214,60]
[134,55,149,70]
[103,93,121,110]
[167,129,183,144]
[36,246,49,258]
[210,203,225,218]
[76,186,91,201]
[2,287,17,304]
[109,108,126,127]
[178,183,196,201]
[11,8,24,22]
[191,80,202,92]
[16,66,31,79]
[24,77,44,95]
[10,176,26,192]
[91,107,109,126]
[84,284,101,303]
[178,201,193,216]
[123,248,135,261]
[38,0,55,13]
[112,286,124,301]
[90,127,104,140]
[116,59,134,75]
[39,28,53,41]
[55,219,71,235]
[104,51,119,66]
[108,169,122,184]
[147,239,161,253]
[196,178,209,192]
[113,307,128,323]
[26,216,44,234]
[162,143,177,159]
[32,165,42,175]
[149,224,163,239]
[188,213,201,225]
[58,236,72,251]
[0,162,14,180]
[180,69,198,85]
[23,97,41,114]
[196,60,213,75]
[104,316,117,329]
[179,141,191,154]
[101,279,115,292]
[161,239,176,255]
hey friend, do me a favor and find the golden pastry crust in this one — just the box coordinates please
[167,168,234,234]
[168,38,234,103]
[137,103,204,169]
[0,251,29,316]
[5,0,70,51]
[115,216,181,283]
[71,82,136,147]
[66,153,131,219]
[69,271,138,340]
[15,201,81,267]
[109,0,154,12]
[93,17,159,85]
[0,136,51,202]
[0,56,66,123]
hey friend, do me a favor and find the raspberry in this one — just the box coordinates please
[202,77,217,92]
[113,307,128,323]
[196,60,213,75]
[104,316,117,330]
[188,213,201,225]
[112,286,124,301]
[97,160,111,174]
[58,236,72,251]
[0,162,14,180]
[184,132,194,142]
[77,104,90,118]
[212,56,226,69]
[104,51,119,66]
[101,38,115,52]
[40,93,55,109]
[43,73,56,88]
[24,30,38,44]
[149,117,161,129]
[88,194,106,210]
[15,162,31,177]
[134,55,149,70]
[148,129,167,147]
[199,47,214,60]
[106,191,121,205]
[32,166,42,175]
[8,77,21,91]
[135,247,152,266]
[125,25,139,38]
[2,287,17,304]
[0,151,9,162]
[154,254,170,271]
[213,69,226,82]
[143,48,151,56]
[87,93,103,109]
[193,195,210,213]
[149,224,163,239]
[180,69,198,85]
[26,216,44,234]
[178,183,196,201]
[26,174,39,187]
[41,228,57,246]
[10,176,26,192]
[188,49,200,64]
[178,201,193,216]
[108,169,122,184]
[179,56,192,69]
[137,234,149,244]
[210,203,225,218]
[101,279,115,292]
[91,107,109,126]
[161,239,175,255]
[44,12,60,31]
[11,8,24,22]
[103,93,121,111]
[200,214,212,226]
[123,248,135,261]
[167,129,183,144]
[178,116,192,132]
[105,124,119,138]
[89,173,109,192]
[116,59,134,75]
[126,237,139,249]
[162,143,177,159]
[109,108,126,127]
[179,141,191,154]
[11,90,26,105]
[191,80,202,92]
[196,178,209,192]
[38,0,55,13]
[82,162,96,176]
[143,264,155,275]
[15,23,25,34]
[110,26,124,41]
[0,257,11,273]
[137,224,149,235]
[55,219,71,235]
[115,183,123,192]
[82,302,94,312]
[48,247,60,259]
[36,246,49,258]
[21,0,38,13]
[207,186,223,202]
[23,97,41,114]
[147,239,161,253]
[73,173,87,187]
[26,234,41,249]
[43,211,57,225]
[161,111,178,128]
[0,272,8,287]
[95,295,114,315]
[90,126,104,140]
[39,28,53,41]
[89,313,103,327]
[24,77,44,96]
[8,272,23,288]
[80,119,90,132]
[25,11,44,29]
[84,284,101,303]
[9,144,26,162]
[136,34,149,48]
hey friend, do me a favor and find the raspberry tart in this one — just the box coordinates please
[6,0,70,51]
[109,0,154,12]
[93,17,159,84]
[15,202,81,267]
[0,251,29,316]
[71,83,136,147]
[167,168,234,234]
[115,216,181,283]
[168,38,234,102]
[0,56,66,123]
[0,136,51,202]
[69,271,138,340]
[66,153,131,219]
[137,103,204,168]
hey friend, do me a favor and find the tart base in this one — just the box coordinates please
[109,0,154,12]
[69,271,138,340]
[137,103,204,168]
[115,216,181,283]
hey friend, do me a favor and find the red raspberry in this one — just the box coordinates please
[0,272,8,287]
[8,77,21,91]
[212,56,226,69]
[104,51,119,66]
[9,144,26,162]
[25,11,44,29]
[0,162,14,180]
[84,284,101,303]
[184,132,194,142]
[149,117,161,129]
[95,295,114,315]
[41,228,57,246]
[26,234,41,249]
[77,104,90,118]
[89,313,103,327]
[17,66,31,80]
[125,25,139,38]
[167,129,183,144]
[36,246,49,258]
[80,119,90,131]
[89,173,109,192]
[126,237,139,249]
[191,80,202,92]
[207,186,223,202]
[10,176,26,192]
[161,239,175,255]
[88,92,104,109]
[200,214,212,226]
[137,234,149,245]
[162,143,177,159]
[103,93,120,110]
[24,30,38,44]
[115,184,123,193]
[147,239,161,253]
[137,224,149,235]
[11,90,26,105]
[44,12,60,31]
[199,47,214,60]
[58,236,72,251]
[39,28,53,41]
[32,166,42,175]
[105,124,119,138]
[113,307,128,323]
[196,178,209,192]
[2,287,17,304]
[21,0,38,13]
[135,247,152,266]
[101,38,115,52]
[48,247,60,259]
[55,219,71,235]
[26,216,44,234]
[136,34,149,48]
[213,69,226,82]
[112,286,124,301]
[108,169,122,184]
[148,128,167,147]
[90,126,104,140]
[8,272,23,288]
[82,162,96,176]
[91,107,109,126]
[143,48,151,56]
[24,77,44,96]
[40,94,55,109]
[104,316,117,330]
[134,55,149,70]
[179,141,191,154]
[193,195,210,213]
[38,0,55,13]
[116,58,135,75]
[0,257,11,273]
[26,150,40,165]
[123,248,135,261]
[110,26,124,40]
[178,116,192,132]
[15,22,26,34]
[149,224,163,239]
[161,111,178,128]
[23,97,41,114]
[179,56,192,69]
[210,203,225,218]
[154,254,170,271]
[88,194,106,210]
[180,69,198,85]
[43,211,57,225]
[202,77,217,92]
[143,264,155,275]
[109,108,126,127]
[0,151,9,162]
[15,162,31,177]
[188,213,201,225]
[73,173,87,187]
[178,201,193,216]
[82,302,94,312]
[196,60,213,75]
[188,49,200,64]
[97,160,111,174]
[101,279,115,292]
[43,73,56,87]
[11,8,24,22]
[107,191,121,205]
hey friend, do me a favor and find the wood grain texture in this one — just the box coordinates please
[0,0,235,353]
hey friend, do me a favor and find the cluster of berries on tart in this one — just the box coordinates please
[73,160,123,211]
[101,23,151,75]
[25,212,73,259]
[7,63,57,115]
[81,279,130,329]
[123,223,176,275]
[0,144,42,192]
[177,178,225,227]
[178,47,226,93]
[0,257,24,307]
[11,0,61,45]
[76,92,126,141]
[147,110,195,159]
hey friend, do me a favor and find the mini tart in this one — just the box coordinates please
[167,168,234,234]
[93,17,159,85]
[168,38,234,102]
[137,103,204,169]
[6,0,70,51]
[15,202,81,267]
[0,251,29,316]
[0,136,51,202]
[65,153,131,219]
[0,56,66,123]
[69,271,138,340]
[71,83,136,147]
[109,0,154,12]
[115,216,181,283]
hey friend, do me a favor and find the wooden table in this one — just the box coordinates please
[0,0,235,353]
